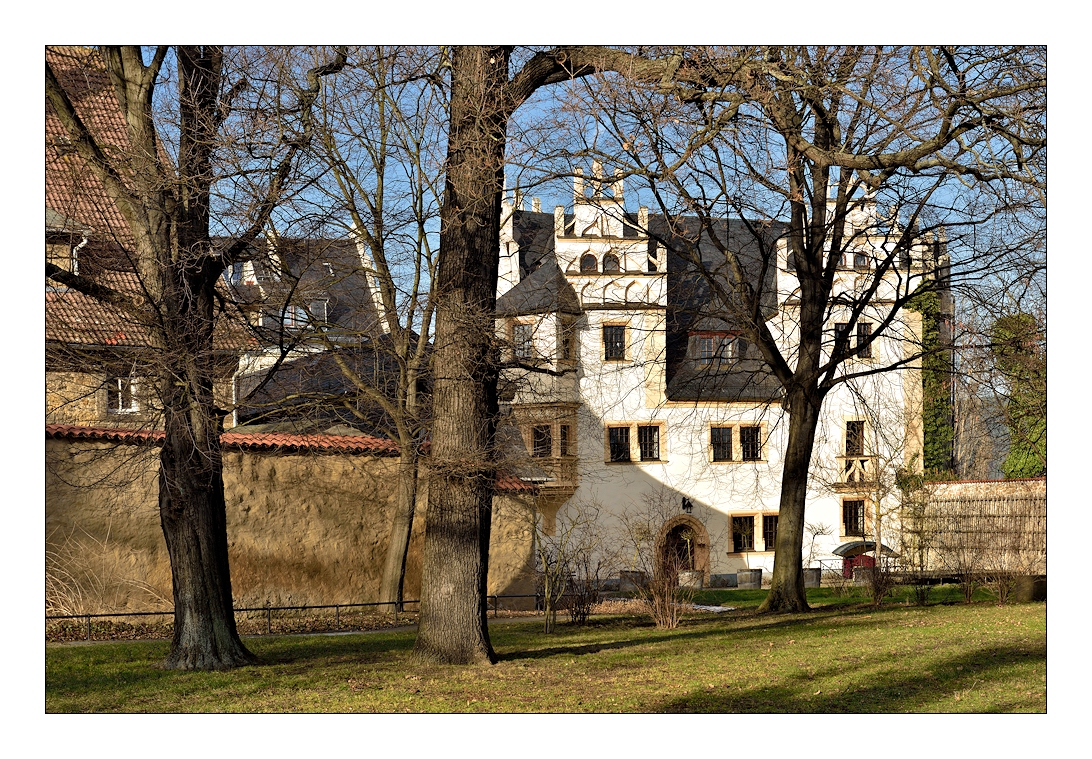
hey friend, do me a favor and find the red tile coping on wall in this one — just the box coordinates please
[45,424,536,493]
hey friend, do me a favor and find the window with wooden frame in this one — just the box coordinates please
[695,332,739,366]
[580,253,598,273]
[762,514,778,551]
[843,499,866,537]
[710,427,733,462]
[856,322,873,358]
[602,253,621,273]
[532,425,552,458]
[732,515,755,553]
[608,426,631,462]
[603,325,626,361]
[740,426,762,461]
[637,425,660,461]
[559,424,572,457]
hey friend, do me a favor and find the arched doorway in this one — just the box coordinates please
[656,515,710,584]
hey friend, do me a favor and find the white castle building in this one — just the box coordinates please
[496,163,944,582]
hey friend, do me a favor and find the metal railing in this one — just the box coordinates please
[46,594,560,641]
[46,599,423,641]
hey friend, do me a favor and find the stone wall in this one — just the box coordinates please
[46,438,536,614]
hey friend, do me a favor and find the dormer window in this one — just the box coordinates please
[695,333,739,365]
[580,254,598,273]
[602,253,621,274]
[309,300,328,324]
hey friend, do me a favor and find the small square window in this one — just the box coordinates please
[608,427,631,462]
[603,325,626,361]
[740,426,762,461]
[638,425,660,461]
[711,427,733,462]
[532,425,552,458]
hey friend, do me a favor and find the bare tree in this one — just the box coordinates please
[46,46,346,669]
[554,46,1044,612]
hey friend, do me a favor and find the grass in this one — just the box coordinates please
[46,589,1045,713]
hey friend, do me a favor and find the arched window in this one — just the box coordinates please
[580,253,598,273]
[602,253,621,273]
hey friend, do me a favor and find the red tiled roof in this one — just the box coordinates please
[46,46,134,246]
[46,283,257,352]
[46,423,399,455]
[45,424,537,493]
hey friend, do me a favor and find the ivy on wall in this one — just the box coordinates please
[990,313,1046,479]
[907,289,954,480]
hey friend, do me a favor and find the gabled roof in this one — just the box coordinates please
[496,260,582,317]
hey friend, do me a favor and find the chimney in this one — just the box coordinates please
[554,206,565,239]
[638,206,649,231]
[612,168,623,202]
[574,168,585,203]
[532,197,541,213]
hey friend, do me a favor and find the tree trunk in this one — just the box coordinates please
[759,386,824,613]
[158,369,253,670]
[412,46,509,665]
[379,452,418,611]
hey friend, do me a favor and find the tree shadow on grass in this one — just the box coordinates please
[653,642,1046,713]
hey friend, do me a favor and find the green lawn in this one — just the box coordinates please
[46,591,1045,713]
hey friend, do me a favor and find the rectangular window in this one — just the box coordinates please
[559,424,572,457]
[603,325,626,361]
[558,322,576,361]
[310,300,328,323]
[763,515,778,551]
[286,305,308,328]
[638,425,660,461]
[856,322,872,358]
[513,323,534,361]
[735,336,748,359]
[106,376,138,414]
[732,516,754,552]
[608,426,631,462]
[532,425,552,458]
[854,251,869,270]
[740,426,762,461]
[845,420,865,457]
[711,427,733,462]
[698,336,716,365]
[843,499,866,537]
[834,322,849,350]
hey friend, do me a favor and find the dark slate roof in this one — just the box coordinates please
[496,260,582,316]
[225,236,383,337]
[235,339,428,437]
[500,210,581,316]
[512,210,556,277]
[507,210,787,403]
